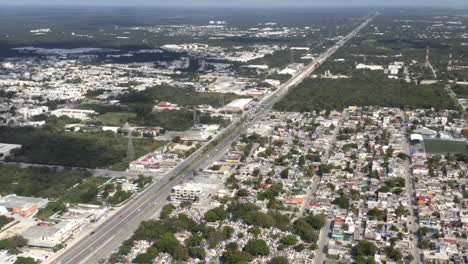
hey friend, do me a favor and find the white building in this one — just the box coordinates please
[51,108,96,120]
[356,63,384,70]
[170,183,202,202]
[17,106,49,119]
[22,219,86,248]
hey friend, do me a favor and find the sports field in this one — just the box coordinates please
[424,139,467,154]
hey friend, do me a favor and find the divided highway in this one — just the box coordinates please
[51,13,377,264]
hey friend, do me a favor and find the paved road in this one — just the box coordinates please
[51,13,377,264]
[401,112,422,264]
[298,110,348,218]
[314,220,332,264]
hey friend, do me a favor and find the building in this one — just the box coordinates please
[0,195,48,216]
[51,108,96,120]
[129,153,179,172]
[221,98,253,113]
[170,183,202,202]
[220,150,243,163]
[22,220,85,248]
[0,143,22,160]
[17,106,49,119]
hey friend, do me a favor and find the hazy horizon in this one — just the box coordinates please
[1,0,467,8]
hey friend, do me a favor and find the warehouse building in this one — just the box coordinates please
[0,195,48,216]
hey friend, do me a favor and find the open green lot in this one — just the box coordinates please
[96,112,136,126]
[424,139,467,154]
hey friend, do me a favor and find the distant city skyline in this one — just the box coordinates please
[2,0,468,7]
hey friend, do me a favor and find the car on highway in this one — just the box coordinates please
[90,231,95,235]
[118,215,123,219]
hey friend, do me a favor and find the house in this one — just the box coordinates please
[413,165,429,175]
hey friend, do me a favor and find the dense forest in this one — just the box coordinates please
[0,127,163,168]
[275,72,455,112]
[0,164,91,198]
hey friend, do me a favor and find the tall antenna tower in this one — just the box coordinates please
[425,47,430,67]
[447,52,453,72]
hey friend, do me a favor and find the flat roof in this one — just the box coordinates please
[0,143,22,153]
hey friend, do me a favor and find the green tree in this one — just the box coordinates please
[14,257,38,264]
[244,239,270,256]
[269,256,289,264]
[280,235,298,246]
[353,240,377,257]
[204,207,228,222]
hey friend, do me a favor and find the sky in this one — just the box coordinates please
[3,0,468,8]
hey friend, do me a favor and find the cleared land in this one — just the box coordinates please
[96,112,136,126]
[424,139,467,154]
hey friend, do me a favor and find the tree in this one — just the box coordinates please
[353,240,377,257]
[221,248,252,264]
[237,189,249,197]
[204,206,228,222]
[188,247,206,259]
[185,234,203,247]
[395,204,409,218]
[280,169,289,179]
[160,204,176,219]
[132,253,154,264]
[332,196,349,209]
[223,226,235,239]
[305,214,327,230]
[293,219,317,243]
[269,256,289,264]
[14,257,38,264]
[367,208,386,221]
[244,239,270,256]
[384,247,402,262]
[248,227,261,237]
[280,235,298,246]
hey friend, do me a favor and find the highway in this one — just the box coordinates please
[51,13,377,264]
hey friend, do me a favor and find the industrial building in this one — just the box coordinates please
[0,195,48,216]
[22,220,84,248]
[221,98,253,113]
[0,143,22,160]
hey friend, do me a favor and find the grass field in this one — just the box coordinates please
[96,112,136,126]
[424,139,467,154]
